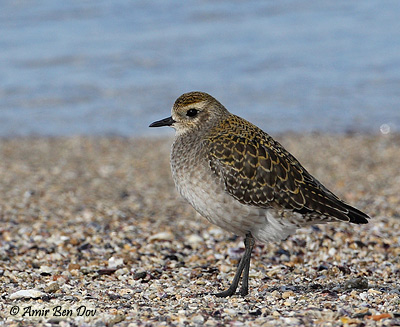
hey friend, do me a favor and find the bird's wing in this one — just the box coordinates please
[206,116,369,224]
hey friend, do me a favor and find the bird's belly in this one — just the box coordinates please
[172,162,298,243]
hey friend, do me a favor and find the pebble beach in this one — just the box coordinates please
[0,133,399,326]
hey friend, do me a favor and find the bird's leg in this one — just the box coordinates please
[215,233,254,297]
[239,233,255,296]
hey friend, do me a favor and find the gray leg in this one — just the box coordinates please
[215,233,254,297]
[240,234,255,296]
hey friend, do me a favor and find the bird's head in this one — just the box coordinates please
[149,92,229,135]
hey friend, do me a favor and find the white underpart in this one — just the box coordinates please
[251,210,298,243]
[171,154,299,244]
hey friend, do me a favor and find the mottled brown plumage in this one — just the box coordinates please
[150,91,370,297]
[206,114,369,225]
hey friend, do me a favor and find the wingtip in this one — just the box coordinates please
[347,206,371,224]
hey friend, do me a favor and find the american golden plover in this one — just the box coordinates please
[150,91,370,297]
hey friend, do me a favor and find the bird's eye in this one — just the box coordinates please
[186,109,199,117]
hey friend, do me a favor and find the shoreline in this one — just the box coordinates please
[0,129,397,140]
[1,134,399,326]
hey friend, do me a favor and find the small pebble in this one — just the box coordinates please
[187,234,203,245]
[282,291,295,299]
[345,277,369,290]
[10,289,46,299]
[115,268,129,276]
[39,265,53,274]
[68,263,81,271]
[224,308,237,316]
[271,290,281,298]
[44,282,60,293]
[108,257,124,269]
[191,314,205,324]
[148,231,174,242]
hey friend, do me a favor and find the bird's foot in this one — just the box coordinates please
[213,285,248,297]
[214,286,237,298]
[239,286,248,297]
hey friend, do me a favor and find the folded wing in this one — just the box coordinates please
[206,116,370,225]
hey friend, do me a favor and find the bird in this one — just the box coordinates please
[149,91,370,297]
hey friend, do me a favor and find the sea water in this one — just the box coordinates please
[0,0,399,137]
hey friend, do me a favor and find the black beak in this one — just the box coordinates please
[149,116,175,128]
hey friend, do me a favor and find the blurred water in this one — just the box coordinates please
[0,0,399,137]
